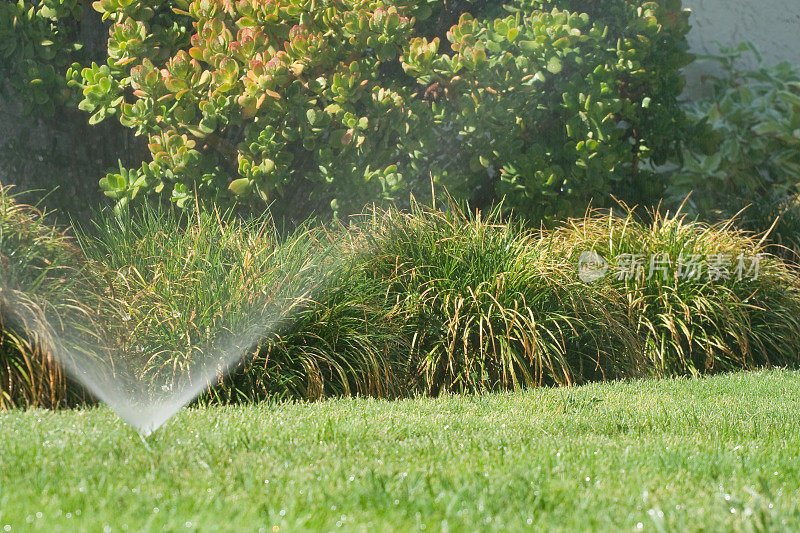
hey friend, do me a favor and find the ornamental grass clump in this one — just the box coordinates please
[0,185,103,408]
[215,263,410,403]
[7,190,800,409]
[347,200,641,395]
[553,206,800,376]
[78,204,406,403]
[78,205,315,388]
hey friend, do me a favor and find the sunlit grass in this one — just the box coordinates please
[347,200,640,393]
[76,204,405,403]
[1,370,799,531]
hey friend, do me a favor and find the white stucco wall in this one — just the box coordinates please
[682,0,800,97]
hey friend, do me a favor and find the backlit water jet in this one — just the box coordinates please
[0,257,324,436]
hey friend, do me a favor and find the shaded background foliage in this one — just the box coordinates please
[0,0,146,221]
[665,43,800,261]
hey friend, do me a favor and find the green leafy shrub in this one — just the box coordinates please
[403,0,694,218]
[0,0,87,115]
[78,0,693,220]
[667,43,800,223]
[82,0,434,212]
[744,192,800,263]
[0,0,149,222]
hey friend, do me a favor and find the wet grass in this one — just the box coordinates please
[1,369,800,532]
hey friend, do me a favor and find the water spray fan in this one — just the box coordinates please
[0,186,327,435]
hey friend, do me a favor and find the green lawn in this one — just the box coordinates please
[2,370,800,532]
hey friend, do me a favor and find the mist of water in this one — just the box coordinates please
[0,260,323,436]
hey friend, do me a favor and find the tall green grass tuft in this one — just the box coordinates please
[347,200,641,394]
[77,205,405,403]
[213,265,410,404]
[554,206,800,376]
[5,190,800,409]
[0,185,99,408]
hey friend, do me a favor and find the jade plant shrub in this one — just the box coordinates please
[666,43,800,222]
[402,0,694,219]
[0,0,88,116]
[79,0,693,220]
[81,0,436,213]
